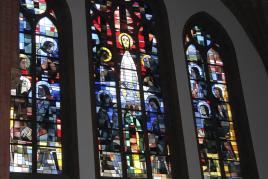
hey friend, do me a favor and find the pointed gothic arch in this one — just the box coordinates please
[10,0,79,178]
[86,0,188,178]
[183,12,259,179]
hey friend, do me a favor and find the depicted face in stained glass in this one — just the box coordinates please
[98,47,112,62]
[36,36,59,58]
[99,91,112,107]
[142,55,151,68]
[119,33,133,49]
[42,41,55,54]
[191,80,207,99]
[213,86,223,99]
[212,84,228,101]
[20,76,32,95]
[148,96,160,112]
[19,54,31,71]
[198,102,210,118]
[190,67,200,79]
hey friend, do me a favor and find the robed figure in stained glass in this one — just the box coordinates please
[120,33,141,110]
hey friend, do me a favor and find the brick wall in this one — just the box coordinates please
[0,1,19,179]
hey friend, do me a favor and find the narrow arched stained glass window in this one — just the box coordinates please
[88,0,172,178]
[10,0,62,174]
[184,25,242,178]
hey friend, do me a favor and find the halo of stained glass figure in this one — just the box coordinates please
[10,0,62,174]
[185,26,242,179]
[89,0,171,178]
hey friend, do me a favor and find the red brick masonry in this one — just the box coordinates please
[0,1,19,179]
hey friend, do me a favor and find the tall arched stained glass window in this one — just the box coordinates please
[183,14,259,179]
[9,0,73,175]
[87,0,177,178]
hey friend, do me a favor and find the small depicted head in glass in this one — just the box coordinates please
[119,33,133,50]
[37,84,52,99]
[144,76,154,87]
[142,55,151,68]
[99,92,112,107]
[188,63,203,80]
[20,76,31,94]
[49,61,57,72]
[213,86,223,100]
[148,96,161,113]
[41,41,55,54]
[217,104,228,120]
[198,101,210,118]
[199,105,209,117]
[41,59,57,72]
[41,59,49,70]
[190,67,200,79]
[98,47,112,62]
[19,54,31,70]
[191,81,206,99]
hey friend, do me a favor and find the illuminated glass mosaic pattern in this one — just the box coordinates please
[10,0,62,174]
[89,0,171,178]
[184,26,242,179]
[20,0,47,14]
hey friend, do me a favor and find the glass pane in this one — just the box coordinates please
[19,33,32,54]
[10,97,32,121]
[150,156,172,179]
[99,152,123,177]
[19,13,31,32]
[10,121,32,144]
[126,154,147,178]
[36,17,58,37]
[223,161,242,179]
[98,129,120,151]
[186,45,202,62]
[37,147,62,174]
[20,0,47,14]
[207,49,223,66]
[191,26,212,46]
[209,65,226,83]
[37,123,62,147]
[10,145,32,173]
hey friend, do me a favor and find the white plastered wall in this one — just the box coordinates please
[65,0,268,178]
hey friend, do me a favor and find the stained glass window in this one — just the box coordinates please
[88,0,172,178]
[184,25,242,179]
[10,0,62,174]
